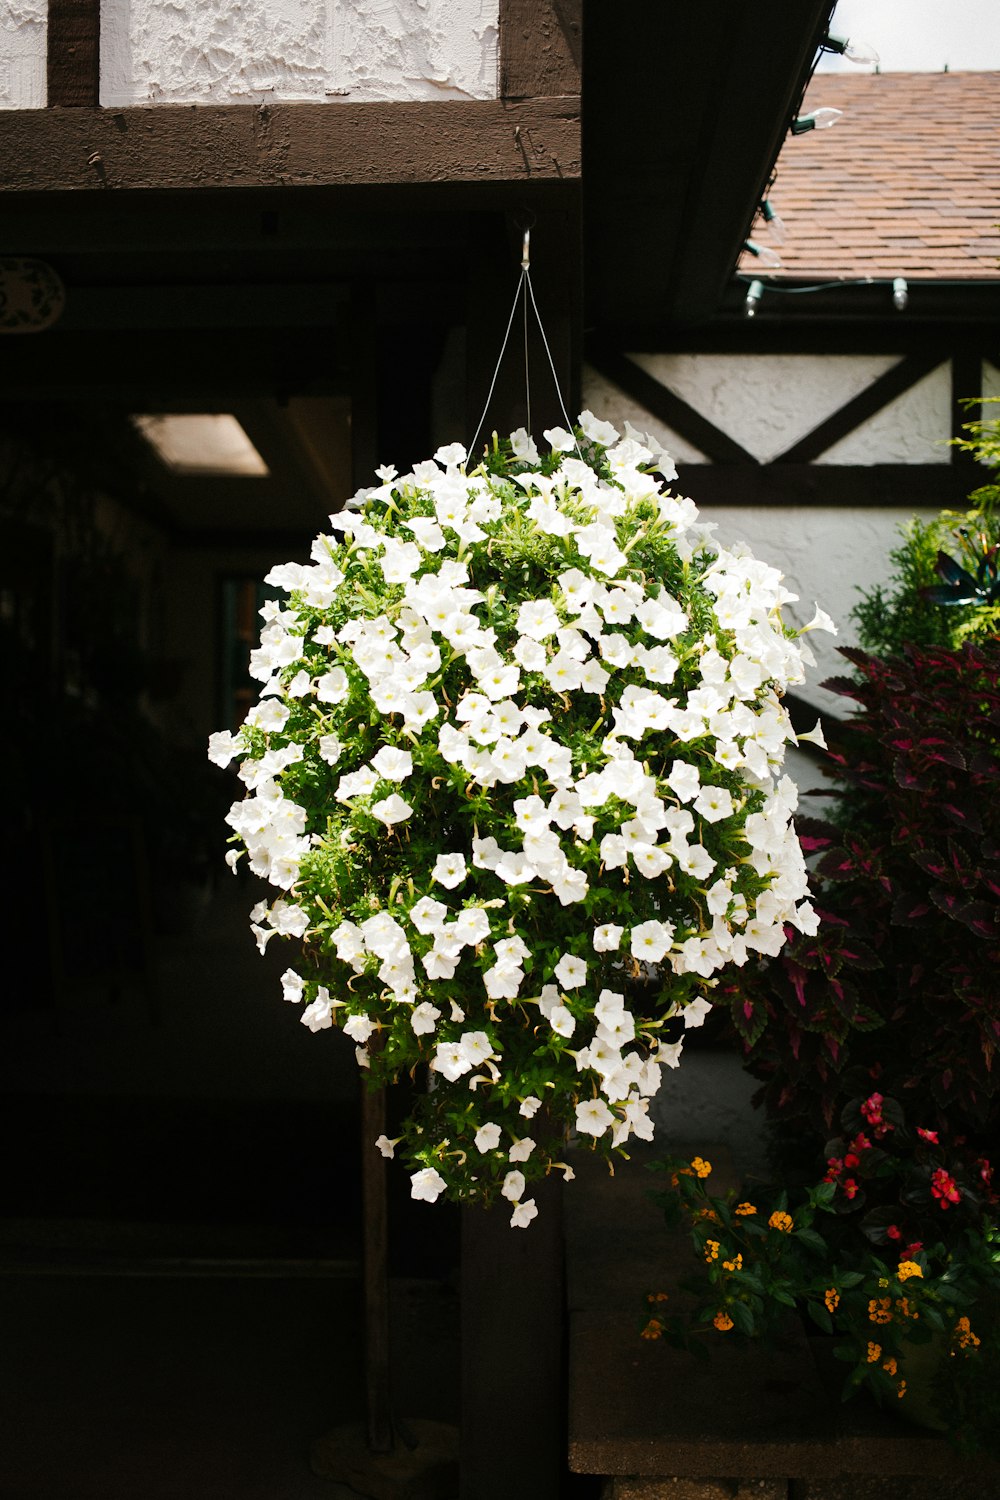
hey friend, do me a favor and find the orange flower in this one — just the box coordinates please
[722,1254,743,1273]
[954,1316,981,1351]
[713,1310,734,1332]
[866,1341,882,1363]
[646,1291,669,1304]
[704,1239,721,1262]
[690,1156,712,1179]
[640,1319,663,1340]
[896,1297,920,1321]
[768,1210,793,1233]
[868,1297,893,1326]
[824,1288,840,1313]
[735,1202,757,1216]
[882,1357,898,1376]
[897,1380,907,1399]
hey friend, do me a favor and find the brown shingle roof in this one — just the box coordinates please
[738,72,1000,280]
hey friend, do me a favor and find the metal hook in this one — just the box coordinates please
[521,228,530,271]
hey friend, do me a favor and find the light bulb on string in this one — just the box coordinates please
[892,277,908,312]
[762,198,786,246]
[744,239,782,270]
[791,108,843,135]
[823,32,880,66]
[744,280,764,318]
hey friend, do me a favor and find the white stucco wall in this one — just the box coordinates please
[581,355,959,795]
[100,0,499,105]
[0,0,46,108]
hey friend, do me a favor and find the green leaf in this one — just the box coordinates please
[729,1300,757,1336]
[806,1301,833,1335]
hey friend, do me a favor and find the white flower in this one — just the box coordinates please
[411,1002,441,1036]
[410,1168,447,1203]
[371,794,413,826]
[666,760,700,802]
[208,730,242,768]
[520,1095,542,1118]
[592,923,623,952]
[344,1013,376,1043]
[509,1137,535,1163]
[433,1042,472,1081]
[630,920,674,963]
[280,969,304,1004]
[553,953,587,989]
[371,746,414,780]
[318,734,343,764]
[510,1198,538,1229]
[501,1169,526,1202]
[803,603,837,634]
[475,1122,502,1153]
[548,1005,576,1038]
[301,994,334,1031]
[433,852,467,889]
[575,1098,615,1138]
[375,1135,398,1158]
[434,442,467,468]
[315,668,349,704]
[409,897,448,934]
[577,410,620,446]
[693,784,734,823]
[460,1031,495,1066]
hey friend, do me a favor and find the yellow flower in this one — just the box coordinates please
[722,1254,743,1273]
[897,1260,923,1282]
[882,1357,898,1376]
[868,1297,893,1326]
[824,1288,840,1313]
[768,1210,793,1233]
[735,1202,757,1216]
[704,1239,720,1262]
[691,1156,712,1178]
[866,1342,882,1363]
[640,1319,663,1340]
[713,1310,734,1332]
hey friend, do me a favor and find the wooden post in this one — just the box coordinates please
[460,1173,565,1500]
[360,1075,393,1454]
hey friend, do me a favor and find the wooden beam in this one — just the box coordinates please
[0,98,581,194]
[47,0,100,107]
[675,462,970,509]
[587,345,759,466]
[500,0,582,99]
[772,355,944,464]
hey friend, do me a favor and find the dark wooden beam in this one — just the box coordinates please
[0,98,580,194]
[587,345,759,465]
[47,0,100,107]
[676,462,971,509]
[772,355,944,464]
[500,0,581,99]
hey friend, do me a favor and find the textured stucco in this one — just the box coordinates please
[100,0,498,105]
[622,353,954,466]
[0,0,46,109]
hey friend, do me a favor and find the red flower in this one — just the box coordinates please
[886,1224,902,1241]
[931,1168,960,1207]
[917,1127,939,1144]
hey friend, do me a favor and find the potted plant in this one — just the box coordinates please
[207,414,832,1224]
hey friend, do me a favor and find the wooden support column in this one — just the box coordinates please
[460,1174,565,1500]
[47,0,101,106]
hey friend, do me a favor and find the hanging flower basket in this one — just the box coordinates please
[208,414,831,1225]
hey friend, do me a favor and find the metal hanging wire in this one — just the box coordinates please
[468,227,580,460]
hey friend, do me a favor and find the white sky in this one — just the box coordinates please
[816,0,1000,72]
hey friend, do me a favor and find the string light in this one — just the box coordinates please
[822,32,880,66]
[791,107,843,134]
[892,277,909,311]
[761,199,787,246]
[744,279,764,318]
[743,239,782,270]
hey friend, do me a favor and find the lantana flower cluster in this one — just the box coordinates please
[208,414,830,1225]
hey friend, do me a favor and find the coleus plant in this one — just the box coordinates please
[208,415,831,1225]
[732,638,1000,1156]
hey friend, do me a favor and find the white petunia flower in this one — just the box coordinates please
[501,1169,526,1202]
[510,1198,538,1228]
[410,1168,447,1203]
[575,1097,615,1138]
[371,746,414,780]
[433,852,468,889]
[474,1122,502,1153]
[371,794,413,826]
